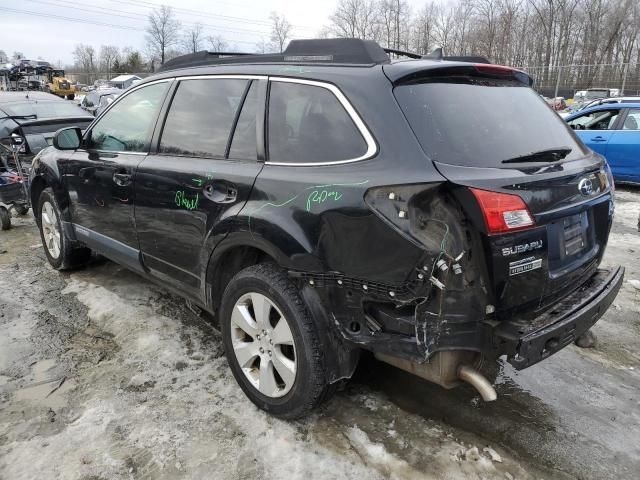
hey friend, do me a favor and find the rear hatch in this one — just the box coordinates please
[388,62,615,319]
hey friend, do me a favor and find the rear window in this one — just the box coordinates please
[3,102,86,118]
[394,80,588,167]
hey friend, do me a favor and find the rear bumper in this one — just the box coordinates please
[495,266,624,370]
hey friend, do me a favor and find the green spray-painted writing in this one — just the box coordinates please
[175,190,200,210]
[306,190,343,211]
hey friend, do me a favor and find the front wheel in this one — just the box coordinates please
[220,263,333,419]
[37,188,91,269]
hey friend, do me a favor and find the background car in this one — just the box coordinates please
[80,88,121,116]
[0,91,94,166]
[565,102,640,183]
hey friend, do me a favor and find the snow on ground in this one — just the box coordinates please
[1,188,640,479]
[0,255,533,479]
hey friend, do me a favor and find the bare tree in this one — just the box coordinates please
[73,44,97,84]
[99,45,119,80]
[207,35,229,52]
[270,12,292,52]
[329,0,380,40]
[322,0,640,94]
[146,5,181,64]
[183,23,204,53]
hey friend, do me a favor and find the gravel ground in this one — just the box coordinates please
[1,187,639,480]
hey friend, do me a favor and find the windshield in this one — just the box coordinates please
[585,90,608,100]
[2,102,86,119]
[394,80,588,167]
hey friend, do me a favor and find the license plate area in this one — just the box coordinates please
[563,212,588,256]
[547,210,594,273]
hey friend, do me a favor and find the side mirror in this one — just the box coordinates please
[53,127,82,150]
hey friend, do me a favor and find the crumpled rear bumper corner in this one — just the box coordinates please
[495,266,624,370]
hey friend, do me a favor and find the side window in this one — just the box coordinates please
[268,81,368,164]
[568,109,619,131]
[622,109,640,130]
[159,78,248,158]
[88,82,168,152]
[228,82,258,160]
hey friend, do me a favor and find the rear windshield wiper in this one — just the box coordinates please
[501,147,572,164]
[0,114,38,121]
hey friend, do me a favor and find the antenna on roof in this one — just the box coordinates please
[423,47,443,61]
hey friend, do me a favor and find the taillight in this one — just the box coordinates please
[470,188,534,234]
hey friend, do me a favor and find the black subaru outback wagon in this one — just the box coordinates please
[30,39,623,418]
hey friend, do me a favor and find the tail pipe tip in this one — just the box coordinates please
[457,364,498,402]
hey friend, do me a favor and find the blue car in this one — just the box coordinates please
[565,103,640,183]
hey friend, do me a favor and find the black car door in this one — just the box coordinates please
[63,80,171,270]
[134,76,265,298]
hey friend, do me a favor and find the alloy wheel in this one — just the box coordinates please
[230,292,297,398]
[41,201,61,259]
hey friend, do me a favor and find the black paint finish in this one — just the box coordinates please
[29,58,622,378]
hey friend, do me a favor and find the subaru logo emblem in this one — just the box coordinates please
[578,178,594,196]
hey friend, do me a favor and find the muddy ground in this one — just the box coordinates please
[1,188,639,480]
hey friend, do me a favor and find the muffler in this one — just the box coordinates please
[375,351,497,401]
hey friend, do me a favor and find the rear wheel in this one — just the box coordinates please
[220,263,332,419]
[38,188,90,269]
[0,207,11,230]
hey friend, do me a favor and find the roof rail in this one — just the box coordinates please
[156,38,493,73]
[158,38,390,72]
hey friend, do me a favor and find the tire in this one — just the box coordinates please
[0,207,11,230]
[37,188,91,269]
[13,204,29,216]
[220,263,332,419]
[66,94,75,101]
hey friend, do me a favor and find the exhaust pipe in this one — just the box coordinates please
[375,351,498,402]
[457,364,497,402]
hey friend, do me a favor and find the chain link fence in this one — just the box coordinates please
[523,63,640,99]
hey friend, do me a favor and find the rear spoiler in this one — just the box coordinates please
[385,62,534,87]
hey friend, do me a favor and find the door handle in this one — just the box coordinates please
[203,181,237,204]
[590,136,607,142]
[113,171,132,186]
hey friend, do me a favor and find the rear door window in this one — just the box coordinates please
[394,80,588,167]
[267,81,367,164]
[622,109,640,130]
[160,78,249,158]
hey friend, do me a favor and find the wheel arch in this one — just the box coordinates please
[206,241,278,314]
[29,157,74,226]
[205,234,361,384]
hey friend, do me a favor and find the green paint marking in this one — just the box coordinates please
[248,180,369,236]
[192,178,203,187]
[306,189,343,211]
[175,190,200,210]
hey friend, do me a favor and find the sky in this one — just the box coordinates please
[0,0,341,65]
